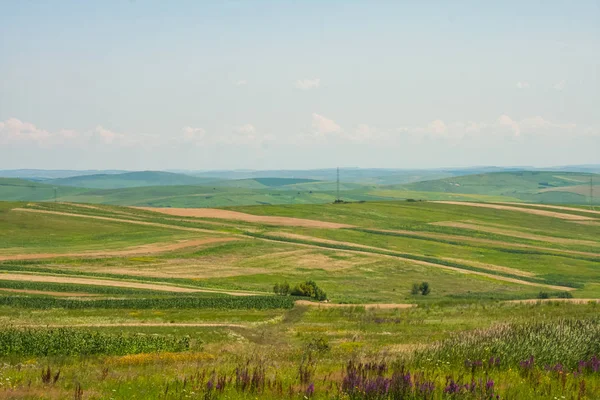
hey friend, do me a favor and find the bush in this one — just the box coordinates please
[290,280,328,301]
[273,281,290,296]
[410,283,420,295]
[556,291,574,299]
[419,282,431,296]
[538,291,550,299]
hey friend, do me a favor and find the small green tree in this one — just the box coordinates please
[273,283,280,295]
[279,281,290,296]
[419,282,430,296]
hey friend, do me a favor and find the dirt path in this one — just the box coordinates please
[0,273,256,296]
[430,221,599,247]
[295,300,415,309]
[433,201,597,221]
[259,233,574,291]
[0,237,238,261]
[0,288,99,297]
[11,208,226,235]
[136,207,353,229]
[370,228,600,257]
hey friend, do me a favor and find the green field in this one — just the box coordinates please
[0,198,599,398]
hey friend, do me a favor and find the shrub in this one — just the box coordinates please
[273,281,290,296]
[419,282,431,296]
[556,291,574,299]
[410,283,420,295]
[290,280,327,301]
[538,291,550,299]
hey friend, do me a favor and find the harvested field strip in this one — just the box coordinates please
[0,273,255,296]
[0,288,98,297]
[355,228,600,258]
[11,208,227,235]
[0,238,238,261]
[492,202,600,216]
[439,257,535,278]
[433,201,597,221]
[429,221,599,247]
[295,300,415,309]
[0,278,191,296]
[136,207,353,228]
[248,232,576,291]
[0,264,269,295]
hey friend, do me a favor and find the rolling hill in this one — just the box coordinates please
[397,171,599,204]
[46,171,219,189]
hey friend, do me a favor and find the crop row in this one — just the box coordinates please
[0,295,295,310]
[0,327,189,356]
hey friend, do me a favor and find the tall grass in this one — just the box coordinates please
[414,318,600,367]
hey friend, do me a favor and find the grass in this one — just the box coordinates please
[0,198,598,398]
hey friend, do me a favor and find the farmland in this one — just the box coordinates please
[0,196,598,398]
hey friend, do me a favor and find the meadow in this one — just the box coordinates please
[0,197,598,398]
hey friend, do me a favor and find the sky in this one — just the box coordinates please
[1,0,599,171]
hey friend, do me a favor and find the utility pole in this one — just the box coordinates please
[336,167,340,202]
[53,187,57,203]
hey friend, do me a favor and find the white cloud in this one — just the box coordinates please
[234,80,248,86]
[498,114,521,136]
[516,81,530,89]
[182,126,205,141]
[93,126,126,144]
[553,80,566,91]
[295,78,320,90]
[428,119,447,135]
[235,124,256,135]
[312,113,341,134]
[0,118,51,144]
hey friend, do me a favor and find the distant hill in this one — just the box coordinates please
[398,171,600,204]
[0,178,85,201]
[46,171,220,189]
[0,169,127,180]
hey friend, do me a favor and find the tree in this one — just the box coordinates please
[419,282,430,296]
[273,281,291,296]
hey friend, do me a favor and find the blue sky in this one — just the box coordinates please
[1,1,598,170]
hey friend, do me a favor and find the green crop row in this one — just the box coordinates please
[0,295,295,310]
[0,327,189,356]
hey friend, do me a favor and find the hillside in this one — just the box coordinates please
[47,171,219,189]
[398,171,599,204]
[0,178,85,201]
